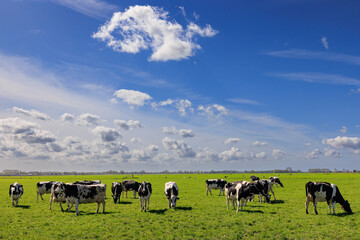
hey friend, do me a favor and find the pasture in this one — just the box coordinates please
[0,173,359,239]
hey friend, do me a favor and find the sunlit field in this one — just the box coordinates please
[1,173,359,239]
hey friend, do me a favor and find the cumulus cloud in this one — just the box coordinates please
[130,144,159,162]
[252,141,268,147]
[12,107,51,121]
[154,99,194,116]
[198,104,228,118]
[113,89,152,106]
[321,37,329,50]
[162,126,194,138]
[130,137,142,144]
[162,137,196,158]
[322,136,360,153]
[224,138,241,145]
[271,149,286,159]
[255,152,267,159]
[60,113,75,122]
[91,126,121,142]
[220,147,254,162]
[305,148,322,159]
[304,148,342,159]
[92,5,218,61]
[77,113,101,126]
[196,148,221,162]
[114,119,142,131]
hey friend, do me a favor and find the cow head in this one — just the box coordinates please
[53,182,65,194]
[140,181,147,194]
[171,195,179,208]
[9,183,23,195]
[341,200,353,214]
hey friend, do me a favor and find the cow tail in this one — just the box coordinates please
[305,182,309,197]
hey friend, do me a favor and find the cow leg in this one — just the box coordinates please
[75,199,79,216]
[102,200,105,214]
[49,198,52,210]
[226,197,229,210]
[313,199,318,215]
[96,202,100,213]
[206,188,209,196]
[236,200,240,212]
[59,202,64,212]
[140,198,143,212]
[37,192,39,201]
[40,194,44,201]
[305,197,310,214]
[11,197,14,206]
[332,202,336,214]
[241,199,246,211]
[147,198,150,211]
[270,188,276,201]
[15,199,19,206]
[133,190,136,199]
[168,199,171,209]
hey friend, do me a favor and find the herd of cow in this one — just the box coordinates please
[8,175,353,216]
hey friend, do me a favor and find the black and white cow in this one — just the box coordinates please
[250,175,260,182]
[73,180,101,185]
[9,182,23,206]
[138,181,152,212]
[122,180,140,198]
[258,179,275,202]
[164,181,179,209]
[37,181,59,201]
[53,182,106,216]
[305,181,352,215]
[111,182,122,204]
[236,181,271,212]
[205,179,227,196]
[270,176,284,187]
[49,182,73,211]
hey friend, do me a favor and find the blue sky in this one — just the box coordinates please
[0,0,359,172]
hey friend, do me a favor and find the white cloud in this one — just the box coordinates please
[321,37,329,50]
[324,148,342,158]
[162,137,196,158]
[224,138,241,145]
[51,0,118,19]
[114,119,142,131]
[196,148,221,162]
[92,5,218,61]
[154,99,194,116]
[340,126,347,133]
[255,152,267,159]
[130,137,142,144]
[77,113,101,126]
[60,113,75,122]
[162,126,194,138]
[12,107,51,121]
[91,126,121,142]
[113,89,152,106]
[305,148,322,159]
[220,147,254,162]
[198,104,228,118]
[304,147,342,159]
[252,141,268,147]
[271,149,286,159]
[322,136,360,152]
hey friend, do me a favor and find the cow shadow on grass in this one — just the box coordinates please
[175,206,192,211]
[239,209,264,213]
[330,212,354,217]
[271,200,285,204]
[118,201,132,205]
[16,205,31,209]
[149,209,168,215]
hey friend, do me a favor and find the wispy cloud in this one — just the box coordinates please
[269,72,360,86]
[51,0,118,19]
[266,49,360,65]
[227,98,261,106]
[321,37,329,50]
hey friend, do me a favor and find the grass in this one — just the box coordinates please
[0,173,359,239]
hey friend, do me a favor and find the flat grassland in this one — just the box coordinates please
[0,173,359,239]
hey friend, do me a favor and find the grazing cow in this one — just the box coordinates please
[305,181,352,215]
[164,181,179,209]
[49,182,73,211]
[205,179,227,196]
[111,182,122,204]
[37,181,59,201]
[53,182,106,216]
[225,181,251,209]
[9,182,23,206]
[258,179,276,202]
[122,180,140,198]
[138,181,152,212]
[73,180,101,185]
[250,175,260,182]
[270,177,284,187]
[236,181,271,212]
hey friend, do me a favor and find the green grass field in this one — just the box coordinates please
[0,173,359,239]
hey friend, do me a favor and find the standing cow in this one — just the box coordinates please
[49,182,73,211]
[236,181,271,212]
[9,182,23,206]
[122,180,140,198]
[225,181,250,209]
[111,182,122,204]
[37,181,59,201]
[53,182,106,216]
[258,179,275,202]
[138,181,152,212]
[305,181,352,215]
[270,177,284,187]
[164,181,179,209]
[73,180,101,185]
[205,179,227,196]
[250,175,260,182]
